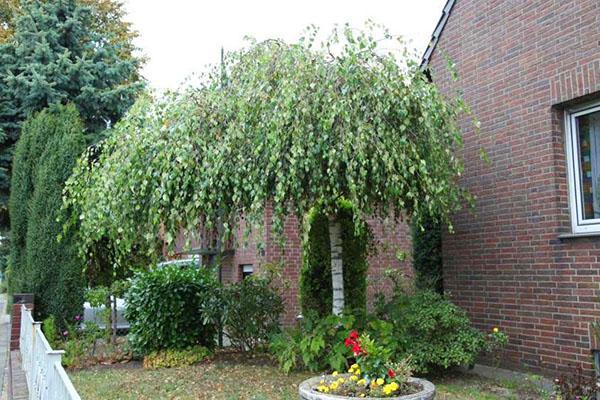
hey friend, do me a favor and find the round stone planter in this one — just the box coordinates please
[299,375,435,400]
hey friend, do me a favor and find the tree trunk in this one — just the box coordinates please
[329,217,344,316]
[111,295,117,345]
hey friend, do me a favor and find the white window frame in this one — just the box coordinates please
[565,101,600,234]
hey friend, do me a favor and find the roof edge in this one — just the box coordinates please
[420,0,456,69]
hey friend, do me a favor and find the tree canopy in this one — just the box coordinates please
[64,24,472,265]
[0,0,143,226]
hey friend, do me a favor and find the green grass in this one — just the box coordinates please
[69,354,550,400]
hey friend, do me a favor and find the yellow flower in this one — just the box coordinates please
[350,375,359,382]
[357,379,367,386]
[359,394,366,398]
[354,368,361,375]
[376,378,384,386]
[493,327,499,333]
[317,385,329,393]
[383,381,399,395]
[332,371,339,376]
[319,380,325,385]
[330,382,339,390]
[337,378,345,384]
[351,363,359,370]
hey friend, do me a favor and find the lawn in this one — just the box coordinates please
[69,352,551,400]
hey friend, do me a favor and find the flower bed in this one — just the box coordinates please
[299,375,435,400]
[298,330,436,399]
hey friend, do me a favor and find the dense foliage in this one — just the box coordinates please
[411,214,443,293]
[62,93,212,264]
[0,0,18,43]
[300,201,370,318]
[273,289,500,375]
[0,0,143,225]
[9,105,86,323]
[270,314,356,373]
[373,290,487,373]
[63,24,473,267]
[124,265,217,355]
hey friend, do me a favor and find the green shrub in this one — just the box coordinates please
[372,290,486,374]
[9,105,86,324]
[219,277,283,352]
[142,346,211,369]
[42,315,59,349]
[270,314,355,373]
[124,265,217,355]
[300,201,371,318]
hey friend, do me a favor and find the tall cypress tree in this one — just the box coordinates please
[11,104,86,322]
[1,0,143,228]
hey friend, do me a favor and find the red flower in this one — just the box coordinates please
[388,369,396,378]
[349,330,359,340]
[344,337,354,347]
[352,344,361,355]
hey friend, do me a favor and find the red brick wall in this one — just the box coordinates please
[216,208,412,327]
[11,295,34,351]
[427,0,600,374]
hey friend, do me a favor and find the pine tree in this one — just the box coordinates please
[0,0,143,227]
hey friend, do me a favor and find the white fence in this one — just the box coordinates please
[19,305,81,400]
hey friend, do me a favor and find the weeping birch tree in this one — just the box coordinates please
[63,24,473,317]
[206,25,472,315]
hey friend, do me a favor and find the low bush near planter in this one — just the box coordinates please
[143,346,211,369]
[374,289,506,373]
[270,314,356,373]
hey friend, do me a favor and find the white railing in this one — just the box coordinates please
[19,305,81,400]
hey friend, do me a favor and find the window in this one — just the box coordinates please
[566,102,600,233]
[239,264,254,280]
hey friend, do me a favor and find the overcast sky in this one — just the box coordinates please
[123,0,447,90]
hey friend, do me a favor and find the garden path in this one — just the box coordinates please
[0,293,8,399]
[0,293,28,400]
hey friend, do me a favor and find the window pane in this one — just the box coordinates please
[577,110,600,219]
[240,264,253,280]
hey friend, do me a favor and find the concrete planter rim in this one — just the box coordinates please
[299,375,436,400]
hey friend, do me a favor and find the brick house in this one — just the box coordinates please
[173,212,413,327]
[423,0,600,374]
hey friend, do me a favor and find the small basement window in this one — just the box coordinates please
[240,264,254,280]
[566,101,600,233]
